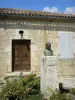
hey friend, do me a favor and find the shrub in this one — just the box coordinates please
[20,74,40,95]
[25,93,43,100]
[72,88,75,94]
[50,89,72,100]
[0,79,27,100]
[0,74,41,100]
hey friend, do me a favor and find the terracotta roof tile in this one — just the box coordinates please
[0,8,75,19]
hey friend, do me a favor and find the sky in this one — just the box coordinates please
[0,0,75,14]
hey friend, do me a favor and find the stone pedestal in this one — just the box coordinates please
[40,56,58,99]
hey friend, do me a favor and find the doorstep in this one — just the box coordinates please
[4,71,31,77]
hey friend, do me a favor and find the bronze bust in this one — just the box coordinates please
[44,42,53,56]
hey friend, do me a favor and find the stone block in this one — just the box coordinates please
[40,56,58,99]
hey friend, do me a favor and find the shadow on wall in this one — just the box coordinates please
[0,20,75,32]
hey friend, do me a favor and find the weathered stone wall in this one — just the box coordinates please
[0,20,75,77]
[58,59,75,78]
[0,28,44,75]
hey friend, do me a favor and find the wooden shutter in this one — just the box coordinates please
[59,32,74,58]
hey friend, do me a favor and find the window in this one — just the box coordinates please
[59,32,74,58]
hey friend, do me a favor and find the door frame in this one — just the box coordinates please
[12,39,31,72]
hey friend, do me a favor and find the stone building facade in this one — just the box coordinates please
[0,8,75,80]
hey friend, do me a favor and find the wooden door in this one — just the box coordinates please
[12,40,31,71]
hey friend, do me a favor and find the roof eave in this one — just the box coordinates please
[0,13,75,21]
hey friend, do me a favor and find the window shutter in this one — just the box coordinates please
[59,32,74,58]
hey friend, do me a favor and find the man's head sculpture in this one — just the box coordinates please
[44,42,53,56]
[46,42,51,50]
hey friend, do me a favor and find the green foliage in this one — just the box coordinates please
[72,88,75,95]
[50,89,72,100]
[0,74,41,100]
[20,74,40,95]
[25,93,43,100]
[4,75,15,80]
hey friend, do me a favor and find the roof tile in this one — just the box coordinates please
[0,8,75,19]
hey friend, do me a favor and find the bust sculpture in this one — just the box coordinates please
[44,42,53,56]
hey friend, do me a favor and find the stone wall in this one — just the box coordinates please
[0,20,75,77]
[0,28,45,75]
[58,59,75,78]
